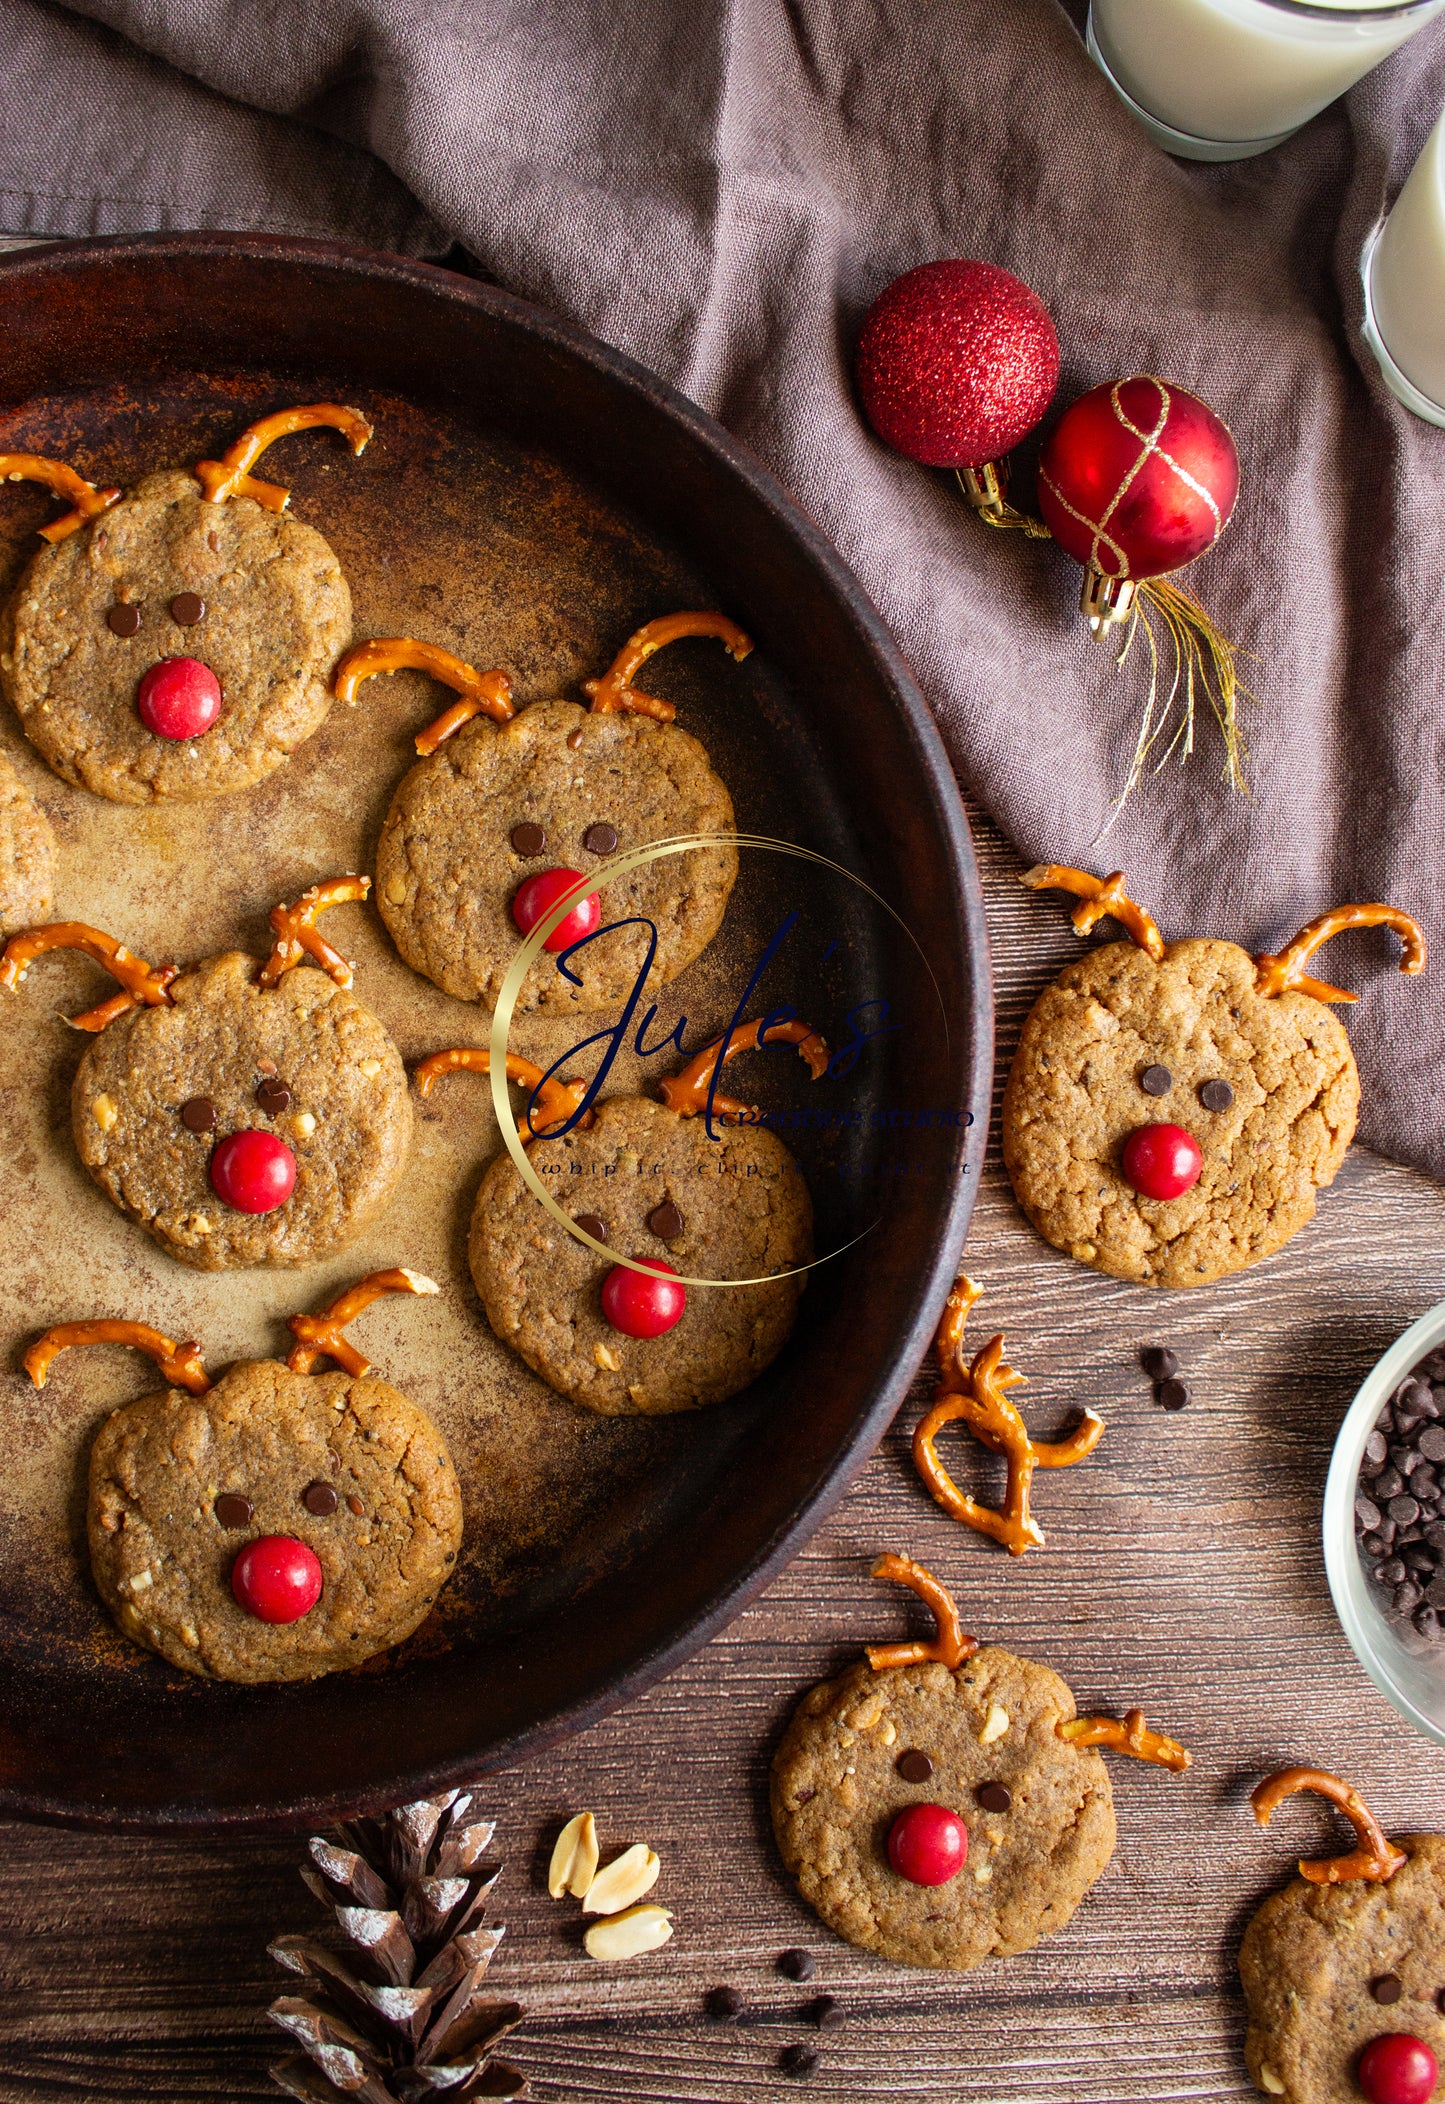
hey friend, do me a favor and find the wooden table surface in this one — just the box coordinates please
[3,786,1443,2104]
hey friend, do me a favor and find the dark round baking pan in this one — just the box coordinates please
[0,234,991,1829]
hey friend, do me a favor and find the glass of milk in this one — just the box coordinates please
[1088,0,1445,160]
[1362,108,1445,422]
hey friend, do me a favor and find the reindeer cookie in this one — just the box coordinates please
[416,1017,821,1415]
[770,1555,1189,1970]
[0,405,368,802]
[1240,1766,1445,2104]
[1003,868,1426,1287]
[333,612,742,1012]
[0,876,410,1270]
[0,748,54,935]
[25,1270,461,1683]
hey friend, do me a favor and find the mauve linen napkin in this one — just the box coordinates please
[2,0,1443,1176]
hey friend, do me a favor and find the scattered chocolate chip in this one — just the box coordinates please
[1139,1064,1172,1097]
[1389,1496,1422,1526]
[255,1078,292,1116]
[1141,1346,1179,1381]
[1362,1534,1387,1560]
[169,592,205,626]
[106,602,142,637]
[1416,1605,1441,1638]
[1438,1987,1445,2016]
[1403,1545,1437,1573]
[214,1493,253,1528]
[583,821,619,856]
[1356,1495,1383,1533]
[1198,1078,1234,1112]
[647,1201,684,1240]
[1379,1558,1407,1586]
[895,1749,933,1784]
[778,1948,815,1982]
[179,1095,217,1132]
[1158,1378,1190,1411]
[1375,1467,1405,1502]
[347,1495,365,1517]
[302,1481,339,1516]
[1395,1580,1424,1614]
[1372,1974,1404,2006]
[574,1212,607,1241]
[510,821,547,856]
[779,2044,819,2077]
[1421,1427,1445,1463]
[705,1985,743,2020]
[791,1787,816,1807]
[1364,1430,1390,1469]
[808,1995,845,2031]
[566,726,585,750]
[976,1781,1012,1813]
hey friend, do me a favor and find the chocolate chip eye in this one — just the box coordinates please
[302,1480,339,1516]
[214,1493,253,1528]
[895,1749,933,1783]
[106,602,142,637]
[583,821,618,856]
[180,1095,217,1132]
[1371,1974,1404,2005]
[976,1782,1012,1814]
[1139,1064,1172,1097]
[1198,1078,1234,1112]
[169,592,206,626]
[255,1078,292,1116]
[574,1212,607,1241]
[510,821,547,856]
[647,1201,684,1240]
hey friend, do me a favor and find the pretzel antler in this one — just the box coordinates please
[258,877,370,990]
[866,1552,978,1672]
[1250,1766,1407,1885]
[286,1268,440,1378]
[331,638,516,752]
[912,1281,1104,1557]
[0,453,121,543]
[1058,1709,1191,1773]
[0,922,178,1031]
[1021,866,1166,962]
[1254,905,1427,1005]
[194,403,373,511]
[582,611,753,721]
[24,1320,210,1394]
[412,1046,593,1140]
[657,1017,829,1122]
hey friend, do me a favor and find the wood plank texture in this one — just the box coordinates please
[1,791,1441,2103]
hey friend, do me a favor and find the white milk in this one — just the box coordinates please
[1092,0,1445,148]
[1369,108,1445,408]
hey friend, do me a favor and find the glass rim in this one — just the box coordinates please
[1250,0,1443,20]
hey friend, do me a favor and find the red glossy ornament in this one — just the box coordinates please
[886,1802,968,1886]
[1122,1123,1204,1202]
[231,1535,324,1624]
[512,866,602,953]
[601,1259,687,1339]
[136,656,223,739]
[209,1128,298,1214]
[1357,2034,1439,2104]
[1037,375,1239,584]
[855,260,1060,469]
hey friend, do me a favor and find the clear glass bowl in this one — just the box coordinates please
[1325,1299,1445,1746]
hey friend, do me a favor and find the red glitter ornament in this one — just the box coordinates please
[855,260,1059,469]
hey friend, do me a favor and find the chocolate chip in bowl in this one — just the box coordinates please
[1326,1300,1445,1745]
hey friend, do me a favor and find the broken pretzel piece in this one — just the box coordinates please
[1058,1708,1191,1773]
[1251,1765,1407,1885]
[866,1552,978,1672]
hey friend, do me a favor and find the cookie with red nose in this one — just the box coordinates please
[0,406,368,803]
[333,613,742,1013]
[770,1555,1189,1969]
[1240,1767,1445,2104]
[26,1270,462,1683]
[0,876,410,1270]
[0,747,55,937]
[1003,867,1426,1287]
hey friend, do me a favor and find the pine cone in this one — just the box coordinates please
[267,1789,526,2102]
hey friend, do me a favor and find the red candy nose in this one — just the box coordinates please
[136,656,222,740]
[887,1802,968,1886]
[1121,1123,1203,1202]
[231,1536,323,1624]
[512,866,602,952]
[209,1128,297,1214]
[601,1260,687,1339]
[1358,2035,1439,2104]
